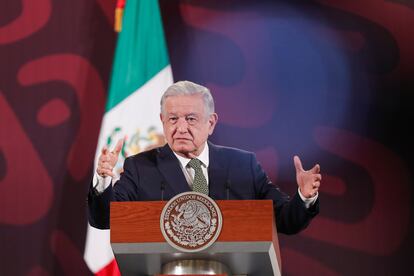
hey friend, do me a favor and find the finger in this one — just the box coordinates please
[98,154,107,162]
[99,162,114,171]
[98,155,110,164]
[293,155,304,173]
[101,145,108,155]
[106,154,114,162]
[113,139,124,155]
[104,170,115,177]
[311,164,320,174]
[302,187,317,198]
[97,168,115,177]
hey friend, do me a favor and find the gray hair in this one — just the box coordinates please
[160,81,215,116]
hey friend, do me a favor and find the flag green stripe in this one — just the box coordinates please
[106,0,169,111]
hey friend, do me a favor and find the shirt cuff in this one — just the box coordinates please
[93,173,112,193]
[298,188,318,209]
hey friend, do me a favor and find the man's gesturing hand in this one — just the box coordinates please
[294,155,321,198]
[96,139,124,178]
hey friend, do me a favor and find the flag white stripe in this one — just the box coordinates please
[84,66,173,273]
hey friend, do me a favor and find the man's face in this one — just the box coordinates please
[160,94,218,158]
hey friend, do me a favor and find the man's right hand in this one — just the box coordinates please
[96,139,124,178]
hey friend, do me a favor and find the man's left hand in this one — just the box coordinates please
[294,155,321,198]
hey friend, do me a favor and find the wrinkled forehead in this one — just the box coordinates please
[163,94,206,115]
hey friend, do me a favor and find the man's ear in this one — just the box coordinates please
[160,113,164,122]
[208,113,218,135]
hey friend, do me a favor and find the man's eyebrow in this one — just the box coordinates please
[186,113,198,117]
[166,112,199,117]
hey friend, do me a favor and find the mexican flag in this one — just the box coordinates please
[83,0,173,274]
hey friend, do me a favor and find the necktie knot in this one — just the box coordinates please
[188,158,202,170]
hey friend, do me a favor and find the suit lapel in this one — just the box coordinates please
[207,142,229,200]
[156,144,191,196]
[156,142,229,199]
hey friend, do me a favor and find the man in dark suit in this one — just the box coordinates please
[88,81,321,234]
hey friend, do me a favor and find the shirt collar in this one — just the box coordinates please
[173,142,210,168]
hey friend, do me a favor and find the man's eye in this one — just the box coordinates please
[186,117,197,124]
[169,117,178,123]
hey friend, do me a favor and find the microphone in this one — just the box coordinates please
[160,181,166,201]
[225,180,231,200]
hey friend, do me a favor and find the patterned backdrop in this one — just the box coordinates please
[0,0,412,275]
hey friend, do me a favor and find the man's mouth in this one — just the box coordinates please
[174,137,192,141]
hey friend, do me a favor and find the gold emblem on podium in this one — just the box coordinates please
[160,192,223,252]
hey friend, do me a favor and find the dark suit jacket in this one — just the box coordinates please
[88,142,319,234]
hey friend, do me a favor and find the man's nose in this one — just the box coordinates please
[176,118,188,133]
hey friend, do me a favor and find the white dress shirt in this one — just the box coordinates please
[173,142,210,189]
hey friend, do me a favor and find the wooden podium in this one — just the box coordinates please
[110,200,281,276]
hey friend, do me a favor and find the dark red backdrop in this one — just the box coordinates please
[0,0,412,275]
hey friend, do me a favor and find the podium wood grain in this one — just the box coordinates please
[111,200,275,243]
